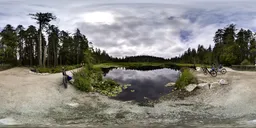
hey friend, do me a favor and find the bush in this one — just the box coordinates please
[175,68,198,89]
[241,59,252,65]
[73,67,122,97]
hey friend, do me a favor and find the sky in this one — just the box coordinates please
[1,0,256,58]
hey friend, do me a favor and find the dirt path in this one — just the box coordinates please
[0,67,256,127]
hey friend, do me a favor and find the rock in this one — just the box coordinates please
[66,102,79,107]
[198,79,208,84]
[0,118,17,125]
[185,84,197,92]
[70,79,74,84]
[198,83,210,89]
[165,82,175,87]
[219,79,228,85]
[138,99,155,107]
[210,82,220,89]
[196,67,201,71]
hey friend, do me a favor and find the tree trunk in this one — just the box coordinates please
[39,26,42,66]
[53,42,56,67]
[47,45,50,67]
[43,45,47,67]
[60,55,62,65]
[30,43,32,66]
[77,45,79,64]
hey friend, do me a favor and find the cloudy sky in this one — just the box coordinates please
[1,0,256,58]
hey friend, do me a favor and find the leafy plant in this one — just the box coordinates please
[241,59,252,65]
[175,68,198,89]
[73,67,122,97]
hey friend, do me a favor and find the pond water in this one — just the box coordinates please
[103,67,180,101]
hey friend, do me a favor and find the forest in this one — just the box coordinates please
[0,12,170,67]
[1,12,255,67]
[0,12,113,67]
[171,24,256,66]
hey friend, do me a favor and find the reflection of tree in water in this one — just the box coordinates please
[105,68,179,102]
[102,65,181,76]
[102,67,116,76]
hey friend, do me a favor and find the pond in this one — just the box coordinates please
[103,67,180,102]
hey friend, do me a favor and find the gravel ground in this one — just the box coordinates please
[0,67,256,127]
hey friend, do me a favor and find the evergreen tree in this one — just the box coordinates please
[30,12,56,67]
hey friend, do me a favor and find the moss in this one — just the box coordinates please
[175,68,198,89]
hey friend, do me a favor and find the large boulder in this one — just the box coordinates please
[210,82,220,89]
[165,82,175,87]
[219,79,228,85]
[185,84,198,92]
[198,83,210,89]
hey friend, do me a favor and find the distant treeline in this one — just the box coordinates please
[171,24,256,66]
[111,55,170,63]
[91,53,170,63]
[0,12,171,67]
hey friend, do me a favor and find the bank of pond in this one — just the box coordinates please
[28,63,199,106]
[73,63,199,106]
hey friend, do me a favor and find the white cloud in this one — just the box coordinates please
[81,12,116,25]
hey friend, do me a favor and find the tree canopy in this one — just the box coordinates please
[171,24,256,66]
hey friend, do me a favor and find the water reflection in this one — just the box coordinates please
[104,68,180,101]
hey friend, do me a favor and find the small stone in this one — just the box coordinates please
[66,102,79,107]
[198,79,208,84]
[196,67,201,71]
[219,79,228,85]
[210,82,220,89]
[198,83,210,89]
[165,82,175,87]
[185,84,197,92]
[0,118,17,125]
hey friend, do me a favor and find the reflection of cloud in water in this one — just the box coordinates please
[105,68,179,101]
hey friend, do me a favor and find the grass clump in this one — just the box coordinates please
[0,64,13,71]
[240,59,252,65]
[73,67,122,97]
[175,68,198,89]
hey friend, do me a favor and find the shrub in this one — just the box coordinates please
[73,67,122,97]
[37,67,50,73]
[175,68,198,89]
[241,59,252,65]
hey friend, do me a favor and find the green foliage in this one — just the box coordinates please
[0,64,13,71]
[172,24,256,66]
[241,59,252,65]
[94,79,123,97]
[219,44,240,66]
[175,68,198,89]
[73,67,122,97]
[0,24,18,64]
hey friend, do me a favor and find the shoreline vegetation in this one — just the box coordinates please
[27,62,204,73]
[93,62,202,69]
